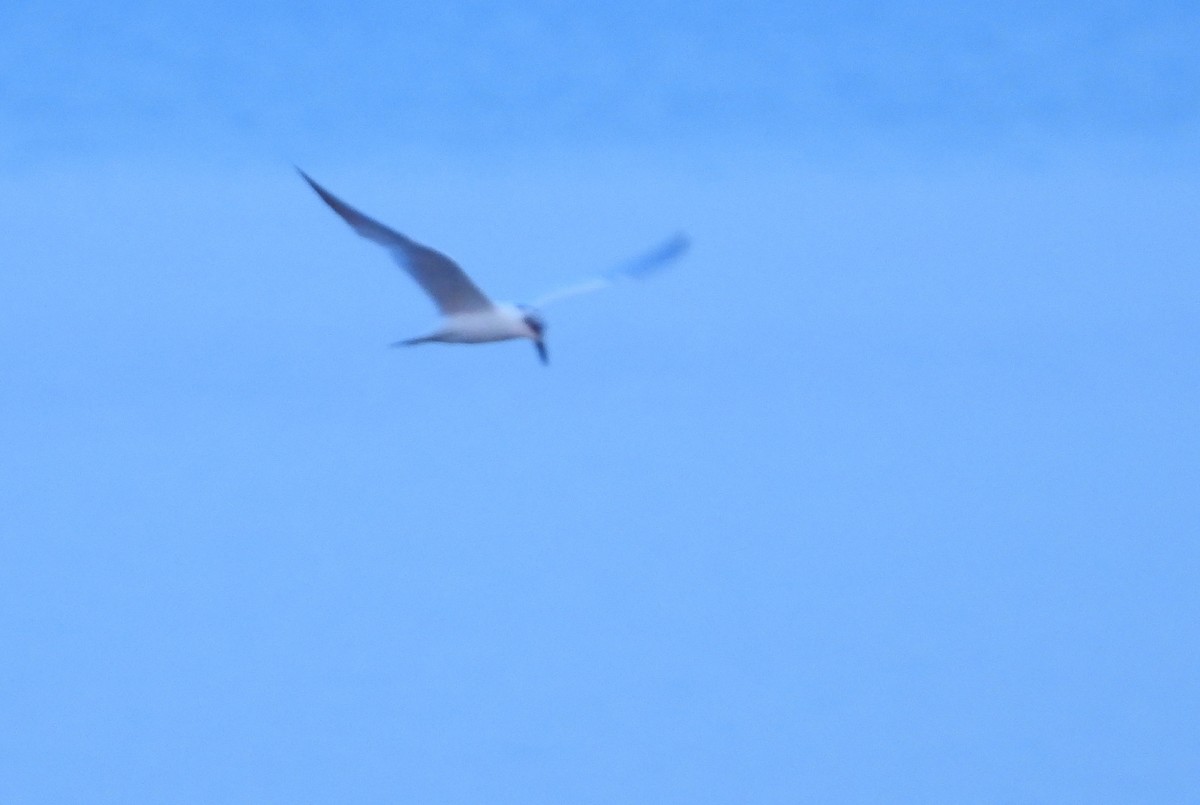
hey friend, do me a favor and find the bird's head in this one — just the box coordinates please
[518,305,549,365]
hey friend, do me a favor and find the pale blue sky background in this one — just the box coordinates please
[1,2,1198,802]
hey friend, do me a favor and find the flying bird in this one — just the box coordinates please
[298,169,687,365]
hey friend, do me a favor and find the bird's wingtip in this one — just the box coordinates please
[295,166,317,187]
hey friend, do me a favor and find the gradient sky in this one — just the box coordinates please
[2,2,1198,802]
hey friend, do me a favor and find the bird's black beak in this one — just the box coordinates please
[534,339,549,366]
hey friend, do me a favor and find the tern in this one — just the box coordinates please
[298,169,687,365]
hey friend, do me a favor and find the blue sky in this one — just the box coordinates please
[1,2,1198,802]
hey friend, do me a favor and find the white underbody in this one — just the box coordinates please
[421,303,536,344]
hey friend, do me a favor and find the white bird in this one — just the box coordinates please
[298,169,687,365]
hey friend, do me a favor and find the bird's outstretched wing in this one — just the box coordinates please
[531,233,689,308]
[298,169,494,315]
